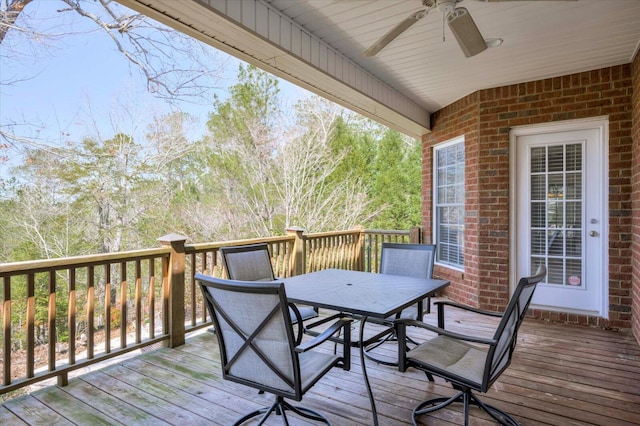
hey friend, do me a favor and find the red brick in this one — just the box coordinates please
[424,64,636,331]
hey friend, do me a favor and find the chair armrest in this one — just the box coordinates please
[434,300,502,328]
[295,319,352,353]
[288,302,303,323]
[394,318,496,346]
[288,303,304,345]
[435,301,503,317]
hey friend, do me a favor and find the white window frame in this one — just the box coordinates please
[433,136,465,271]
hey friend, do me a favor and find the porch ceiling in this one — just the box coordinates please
[119,0,640,139]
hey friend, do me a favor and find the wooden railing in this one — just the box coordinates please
[182,234,297,333]
[0,226,421,396]
[362,227,423,273]
[0,248,171,394]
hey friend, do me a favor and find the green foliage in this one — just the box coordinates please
[199,64,284,238]
[1,66,423,260]
[207,64,280,144]
[326,116,376,191]
[368,130,422,229]
[1,65,424,356]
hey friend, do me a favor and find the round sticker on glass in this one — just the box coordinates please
[568,276,581,286]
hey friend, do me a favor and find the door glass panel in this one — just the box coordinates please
[566,201,582,228]
[530,147,546,173]
[566,144,582,171]
[531,230,545,255]
[531,202,546,227]
[531,175,545,200]
[547,258,564,285]
[548,145,564,172]
[530,143,583,287]
[566,173,582,199]
[548,230,564,256]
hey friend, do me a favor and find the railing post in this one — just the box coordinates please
[286,227,305,276]
[158,234,187,348]
[409,226,423,244]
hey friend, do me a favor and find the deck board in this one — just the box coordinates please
[2,305,640,426]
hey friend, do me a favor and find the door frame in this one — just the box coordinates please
[509,116,609,317]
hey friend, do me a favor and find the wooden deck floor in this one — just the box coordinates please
[1,305,639,425]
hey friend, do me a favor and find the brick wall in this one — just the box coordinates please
[632,53,640,340]
[424,64,635,330]
[424,93,481,306]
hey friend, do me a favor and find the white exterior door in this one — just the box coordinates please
[511,119,608,316]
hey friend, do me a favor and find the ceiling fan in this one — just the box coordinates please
[363,0,576,58]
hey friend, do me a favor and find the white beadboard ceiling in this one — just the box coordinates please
[121,0,640,138]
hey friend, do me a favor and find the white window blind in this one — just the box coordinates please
[434,138,465,269]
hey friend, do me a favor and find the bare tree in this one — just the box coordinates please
[7,99,201,257]
[0,0,226,154]
[0,0,32,44]
[279,96,374,231]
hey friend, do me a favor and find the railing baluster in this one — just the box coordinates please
[27,274,35,378]
[68,267,76,366]
[271,243,280,277]
[329,235,336,268]
[201,251,209,322]
[318,238,325,270]
[120,261,127,349]
[105,264,111,354]
[3,275,11,386]
[201,252,208,275]
[87,266,95,359]
[190,253,196,326]
[161,254,170,337]
[48,270,56,373]
[310,239,317,271]
[135,260,142,344]
[148,260,155,340]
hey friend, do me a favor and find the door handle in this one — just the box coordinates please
[589,230,599,237]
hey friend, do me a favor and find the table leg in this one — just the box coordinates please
[360,316,378,426]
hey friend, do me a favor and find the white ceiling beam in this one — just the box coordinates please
[119,0,431,138]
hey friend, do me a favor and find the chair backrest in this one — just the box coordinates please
[195,273,303,399]
[379,243,436,279]
[220,243,275,282]
[483,265,546,390]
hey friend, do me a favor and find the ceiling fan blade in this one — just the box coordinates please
[363,9,429,57]
[447,7,487,57]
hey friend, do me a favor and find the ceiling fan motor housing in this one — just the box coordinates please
[447,7,488,57]
[365,0,492,58]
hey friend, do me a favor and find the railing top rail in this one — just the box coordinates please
[302,229,362,239]
[0,247,170,276]
[186,235,295,253]
[363,229,410,236]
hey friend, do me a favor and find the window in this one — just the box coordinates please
[433,137,465,269]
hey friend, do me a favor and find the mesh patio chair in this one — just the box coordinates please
[363,243,436,365]
[196,273,351,426]
[220,243,318,344]
[396,265,546,425]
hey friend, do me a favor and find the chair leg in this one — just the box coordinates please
[233,395,331,425]
[469,392,520,426]
[362,329,399,366]
[412,388,520,426]
[363,328,420,367]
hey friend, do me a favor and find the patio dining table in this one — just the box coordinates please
[283,268,449,426]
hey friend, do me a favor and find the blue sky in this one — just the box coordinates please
[0,0,308,176]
